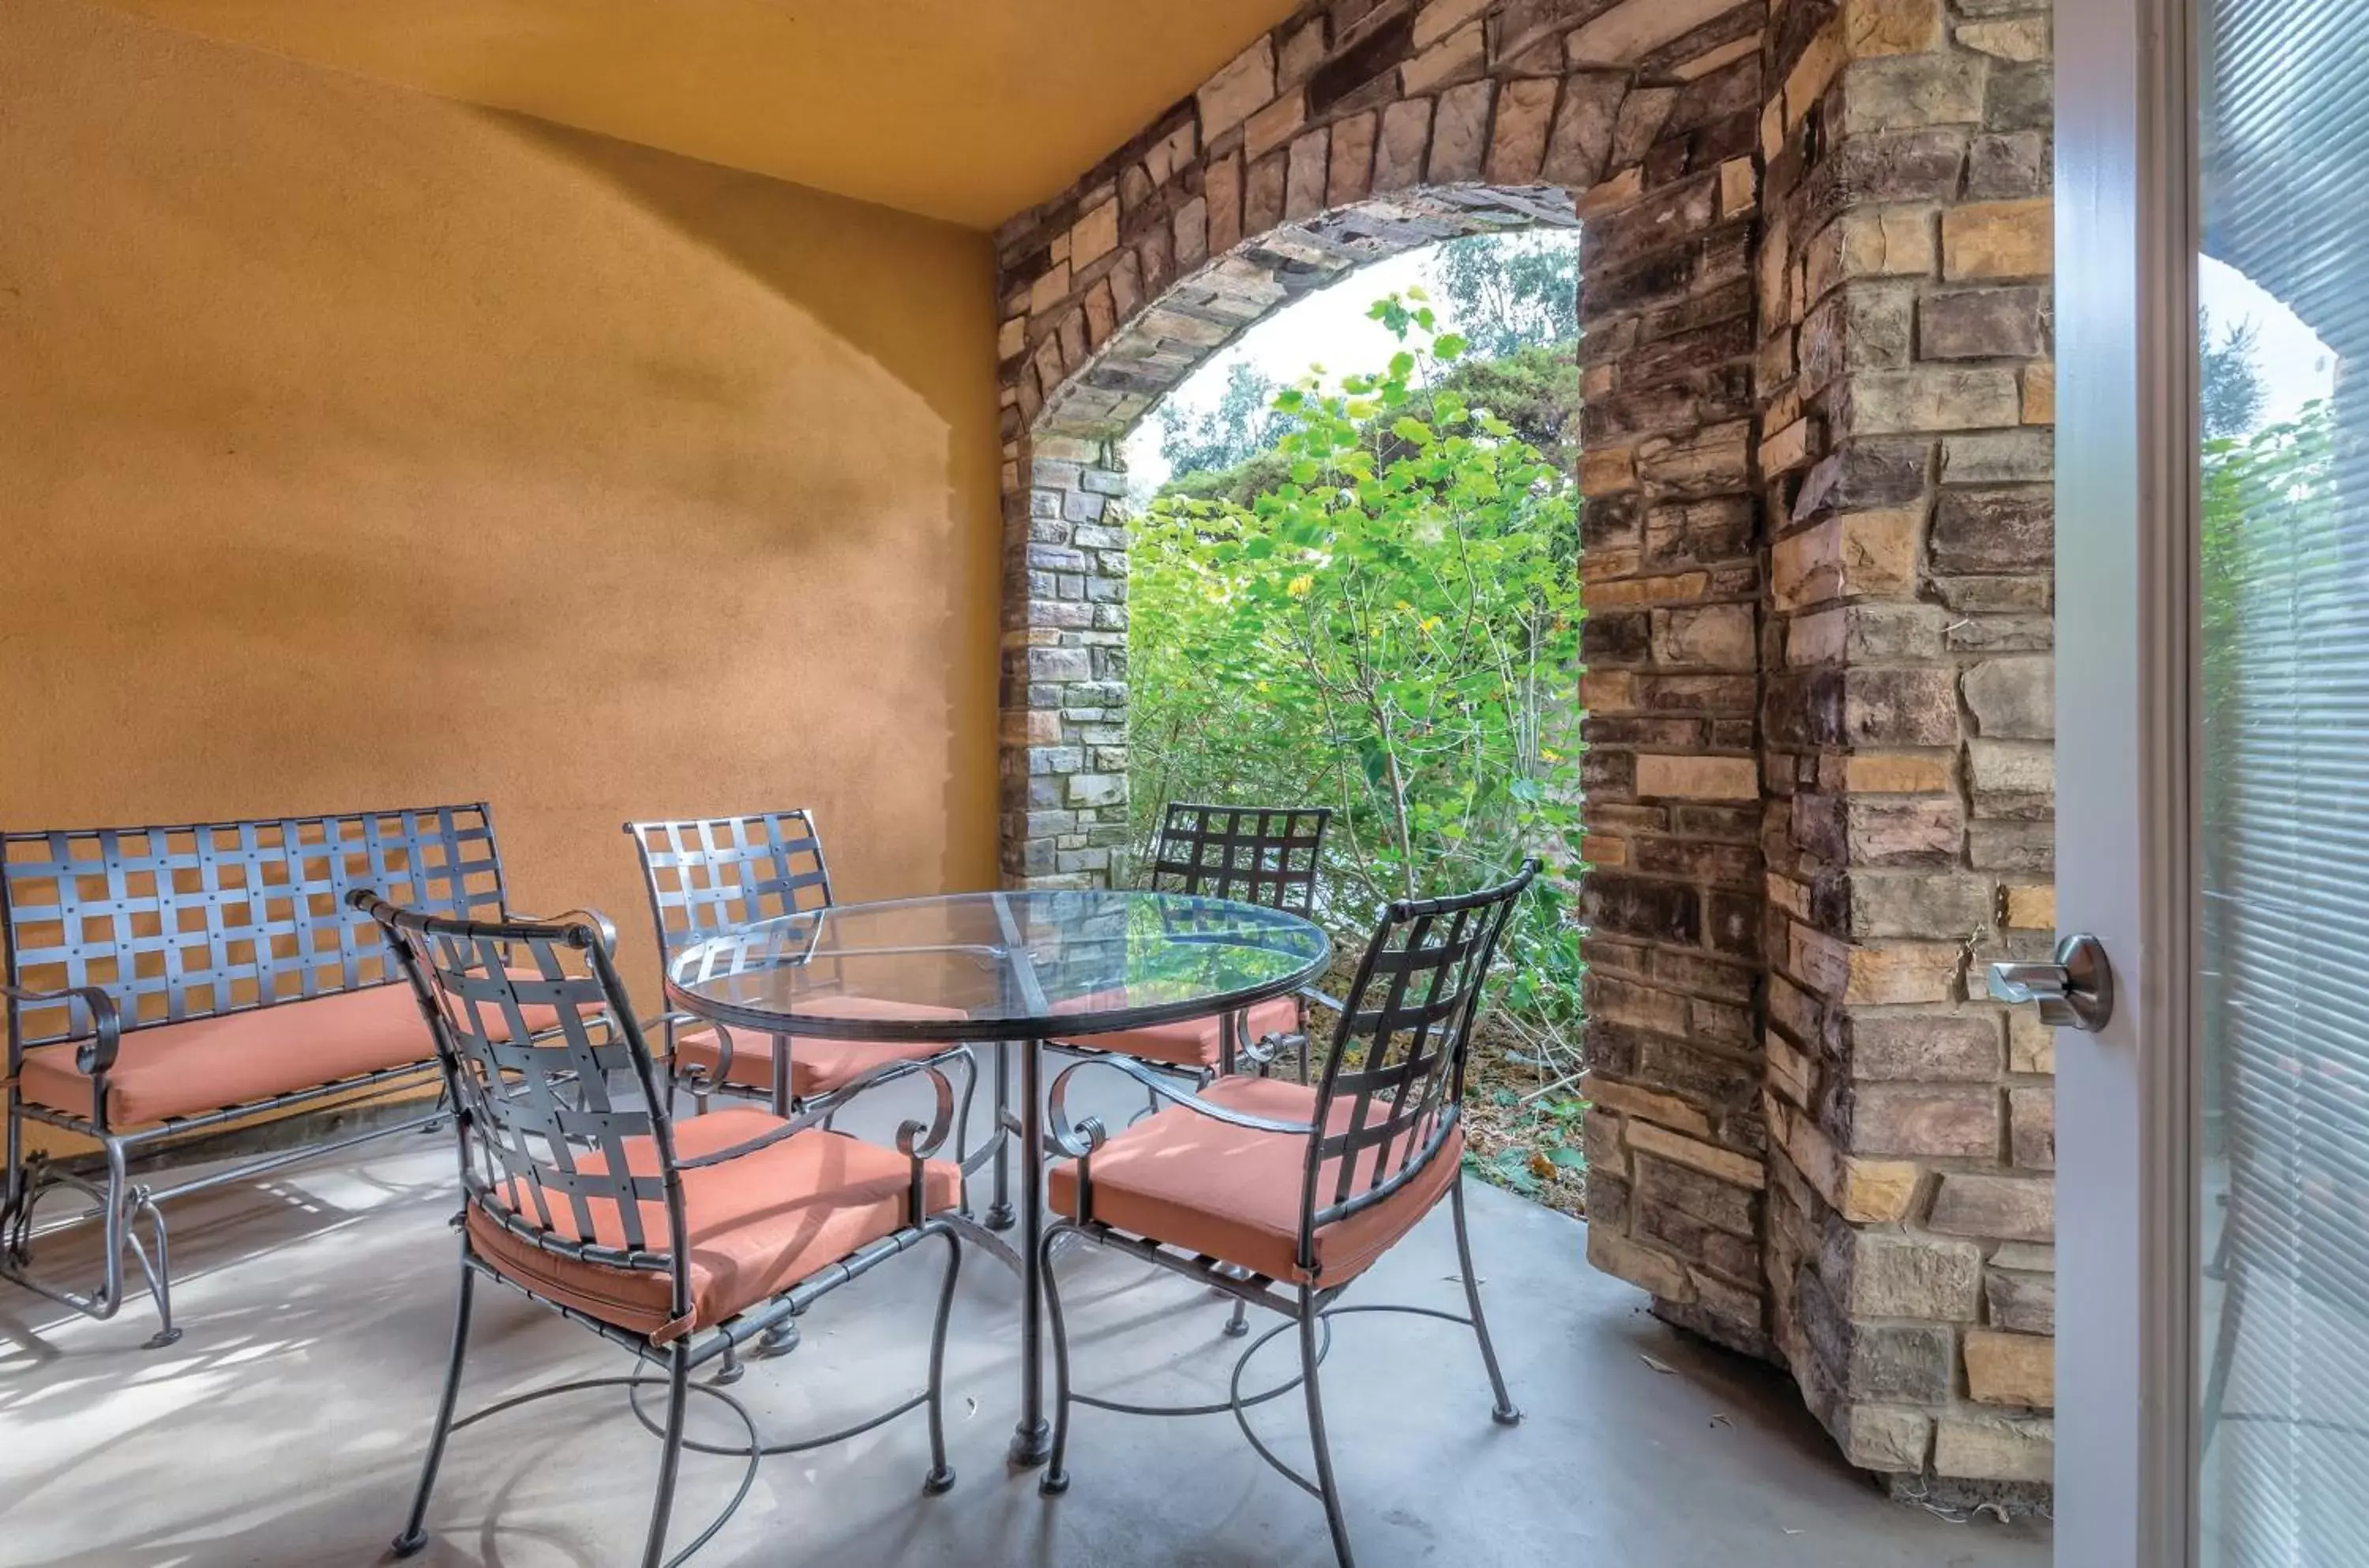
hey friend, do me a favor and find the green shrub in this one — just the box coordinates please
[1129,294,1583,1045]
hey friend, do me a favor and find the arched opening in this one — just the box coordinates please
[1015,182,1581,891]
[1115,219,1586,1202]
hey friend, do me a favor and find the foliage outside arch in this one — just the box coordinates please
[1128,291,1585,1103]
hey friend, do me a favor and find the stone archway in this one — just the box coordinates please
[988,0,2063,1506]
[991,2,1764,906]
[1008,181,1589,888]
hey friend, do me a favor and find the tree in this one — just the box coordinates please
[2201,309,2267,441]
[1129,295,1582,1052]
[1151,361,1291,477]
[1156,340,1580,508]
[1432,230,1580,358]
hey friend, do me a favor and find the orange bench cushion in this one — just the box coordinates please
[466,1106,961,1341]
[1048,1075,1460,1287]
[16,984,444,1127]
[1058,994,1302,1071]
[674,995,966,1101]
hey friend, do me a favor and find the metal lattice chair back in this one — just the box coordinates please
[1304,861,1537,1232]
[1146,804,1331,915]
[359,895,683,1265]
[623,811,834,961]
[2,805,505,1048]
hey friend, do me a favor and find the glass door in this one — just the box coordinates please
[2057,0,2369,1563]
[2194,2,2369,1561]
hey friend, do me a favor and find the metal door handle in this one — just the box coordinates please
[1987,932,2114,1032]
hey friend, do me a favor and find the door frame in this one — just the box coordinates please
[2055,0,2203,1563]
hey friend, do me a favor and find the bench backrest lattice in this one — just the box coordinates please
[1,805,508,1048]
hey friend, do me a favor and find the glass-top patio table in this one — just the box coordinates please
[663,887,1331,1467]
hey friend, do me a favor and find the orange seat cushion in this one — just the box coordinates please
[674,995,966,1100]
[17,984,441,1127]
[1048,1075,1460,1286]
[1060,994,1302,1071]
[466,1106,961,1341]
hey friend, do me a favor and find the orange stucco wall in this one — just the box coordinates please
[0,0,1004,1017]
[101,0,1305,227]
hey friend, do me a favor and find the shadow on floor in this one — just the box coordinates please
[0,1060,2050,1567]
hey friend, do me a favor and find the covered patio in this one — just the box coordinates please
[4,0,2068,1561]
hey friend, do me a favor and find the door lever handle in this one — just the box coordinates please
[1987,933,2115,1033]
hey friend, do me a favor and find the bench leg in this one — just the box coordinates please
[122,1176,178,1349]
[0,1135,178,1347]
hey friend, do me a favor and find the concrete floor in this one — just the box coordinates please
[0,1061,2051,1568]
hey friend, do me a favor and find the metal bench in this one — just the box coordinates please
[1,803,514,1345]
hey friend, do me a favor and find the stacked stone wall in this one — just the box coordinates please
[994,0,2056,1497]
[1753,0,2056,1495]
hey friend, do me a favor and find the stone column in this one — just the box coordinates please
[1573,46,1773,1362]
[1752,0,2056,1499]
[1000,439,1133,888]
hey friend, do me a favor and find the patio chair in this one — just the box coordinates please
[1035,860,1537,1568]
[1056,802,1335,1081]
[623,811,978,1131]
[352,891,964,1568]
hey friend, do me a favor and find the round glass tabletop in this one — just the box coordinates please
[663,889,1332,1042]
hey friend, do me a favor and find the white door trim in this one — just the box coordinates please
[2054,0,2202,1562]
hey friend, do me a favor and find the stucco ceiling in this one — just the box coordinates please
[97,0,1306,229]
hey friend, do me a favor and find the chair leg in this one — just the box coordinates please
[924,1229,961,1495]
[1,1092,25,1265]
[640,1341,691,1568]
[1224,1297,1250,1339]
[708,1337,744,1386]
[1297,1288,1356,1568]
[1450,1173,1520,1425]
[392,1262,475,1557]
[1038,1225,1075,1496]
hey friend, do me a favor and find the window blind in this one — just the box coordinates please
[2200,0,2369,1561]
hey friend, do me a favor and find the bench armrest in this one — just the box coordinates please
[0,981,122,1075]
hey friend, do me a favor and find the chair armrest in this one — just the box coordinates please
[641,1011,736,1083]
[1297,984,1346,1015]
[1,981,122,1075]
[893,1062,960,1163]
[504,906,619,952]
[670,1113,809,1170]
[1045,1053,1317,1161]
[816,1052,963,1136]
